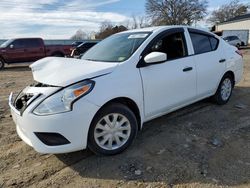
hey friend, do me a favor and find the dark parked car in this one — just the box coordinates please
[70,41,99,58]
[71,41,83,47]
[0,38,71,70]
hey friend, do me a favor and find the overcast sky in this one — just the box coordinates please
[0,0,248,39]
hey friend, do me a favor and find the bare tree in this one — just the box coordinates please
[95,22,128,39]
[70,29,87,40]
[131,15,149,29]
[145,0,208,26]
[208,0,249,24]
[99,21,113,33]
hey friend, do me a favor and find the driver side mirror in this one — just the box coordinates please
[9,44,14,49]
[144,52,167,64]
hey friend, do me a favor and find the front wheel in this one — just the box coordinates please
[213,75,233,105]
[88,103,138,155]
[0,58,5,70]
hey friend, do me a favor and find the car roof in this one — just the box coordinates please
[12,38,43,40]
[121,25,211,34]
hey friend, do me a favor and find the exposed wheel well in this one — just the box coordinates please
[0,56,5,70]
[98,97,141,130]
[223,71,235,87]
[0,56,5,62]
[51,51,64,57]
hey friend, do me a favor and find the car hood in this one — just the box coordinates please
[30,57,119,87]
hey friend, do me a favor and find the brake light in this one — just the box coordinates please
[236,50,243,58]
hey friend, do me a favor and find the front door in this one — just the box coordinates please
[139,30,196,119]
[5,39,27,63]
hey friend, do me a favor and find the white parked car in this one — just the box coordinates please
[9,26,243,155]
[223,35,244,48]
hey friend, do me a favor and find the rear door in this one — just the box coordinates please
[139,28,197,119]
[25,39,45,61]
[188,29,225,98]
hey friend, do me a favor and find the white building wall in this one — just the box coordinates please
[216,19,250,44]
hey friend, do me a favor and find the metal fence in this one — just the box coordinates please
[0,39,99,46]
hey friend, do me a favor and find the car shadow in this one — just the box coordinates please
[56,86,250,187]
[3,65,31,72]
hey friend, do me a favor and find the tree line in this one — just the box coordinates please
[71,0,249,40]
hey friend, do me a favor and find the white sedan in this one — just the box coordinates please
[9,26,243,155]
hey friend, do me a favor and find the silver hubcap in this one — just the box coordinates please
[94,113,131,150]
[0,60,3,67]
[221,78,232,101]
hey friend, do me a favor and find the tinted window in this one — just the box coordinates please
[149,32,187,60]
[209,37,219,50]
[11,39,41,48]
[26,39,41,48]
[232,36,239,40]
[190,33,212,54]
[84,43,96,48]
[12,39,26,48]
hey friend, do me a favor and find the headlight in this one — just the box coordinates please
[33,80,95,115]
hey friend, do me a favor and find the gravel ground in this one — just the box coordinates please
[0,50,250,188]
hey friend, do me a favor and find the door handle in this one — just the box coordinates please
[183,67,193,72]
[219,59,226,63]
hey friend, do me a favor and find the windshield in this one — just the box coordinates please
[81,32,150,62]
[0,39,13,48]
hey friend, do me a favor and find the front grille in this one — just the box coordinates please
[30,82,57,87]
[14,92,34,111]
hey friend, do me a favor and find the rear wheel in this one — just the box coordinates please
[236,43,240,48]
[0,58,5,70]
[213,75,233,105]
[88,103,138,155]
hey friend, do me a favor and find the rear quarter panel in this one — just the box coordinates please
[224,42,244,84]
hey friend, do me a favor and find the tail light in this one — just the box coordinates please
[236,50,243,58]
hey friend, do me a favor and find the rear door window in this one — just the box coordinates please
[189,32,219,54]
[26,39,41,48]
[209,37,219,50]
[190,33,211,54]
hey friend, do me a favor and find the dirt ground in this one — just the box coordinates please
[0,49,250,188]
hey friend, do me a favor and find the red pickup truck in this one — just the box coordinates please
[0,38,71,69]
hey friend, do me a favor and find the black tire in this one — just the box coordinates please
[213,74,234,105]
[0,57,5,70]
[236,43,240,48]
[88,103,138,155]
[241,42,245,46]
